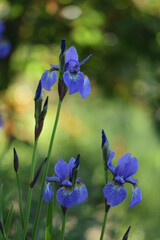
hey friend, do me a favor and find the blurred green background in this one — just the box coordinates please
[0,0,160,239]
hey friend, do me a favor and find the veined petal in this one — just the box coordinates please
[68,157,75,181]
[123,157,139,179]
[129,185,142,208]
[103,182,127,207]
[56,183,88,208]
[65,46,78,67]
[63,70,84,94]
[79,75,91,99]
[54,159,69,181]
[115,153,131,177]
[41,70,57,91]
[75,183,88,204]
[57,186,79,208]
[42,182,53,202]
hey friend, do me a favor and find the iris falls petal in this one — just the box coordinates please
[56,186,79,208]
[79,75,91,99]
[42,182,53,202]
[129,185,142,208]
[63,70,84,94]
[41,70,57,91]
[103,182,127,206]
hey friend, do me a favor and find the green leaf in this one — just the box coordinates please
[4,203,13,238]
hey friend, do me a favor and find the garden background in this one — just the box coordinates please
[0,0,160,239]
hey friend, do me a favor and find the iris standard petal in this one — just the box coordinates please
[107,150,116,173]
[129,185,142,208]
[42,182,53,202]
[68,158,75,181]
[123,157,139,179]
[115,153,131,177]
[41,70,57,91]
[103,182,127,206]
[0,41,11,58]
[79,75,91,99]
[56,186,79,208]
[54,159,69,181]
[65,46,78,67]
[63,70,84,94]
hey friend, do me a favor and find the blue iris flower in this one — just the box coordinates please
[42,156,88,208]
[102,130,142,208]
[0,22,11,58]
[41,46,92,98]
[104,152,142,208]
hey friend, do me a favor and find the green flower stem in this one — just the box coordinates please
[61,210,67,240]
[16,173,24,228]
[22,139,38,240]
[32,99,62,240]
[100,211,108,240]
[45,201,53,240]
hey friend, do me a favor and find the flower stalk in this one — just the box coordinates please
[22,139,38,239]
[61,207,67,240]
[100,200,110,240]
[32,99,62,240]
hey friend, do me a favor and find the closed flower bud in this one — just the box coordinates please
[72,154,80,187]
[102,129,110,168]
[122,226,131,240]
[13,148,19,173]
[59,38,66,81]
[34,80,43,126]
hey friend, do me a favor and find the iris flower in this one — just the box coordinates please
[102,130,142,208]
[0,22,11,58]
[41,46,92,98]
[42,156,88,208]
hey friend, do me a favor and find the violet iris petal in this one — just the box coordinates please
[54,159,69,181]
[42,182,53,202]
[56,183,88,208]
[79,75,91,99]
[41,70,57,91]
[68,158,75,180]
[0,41,11,58]
[103,182,127,207]
[123,157,139,180]
[129,185,142,208]
[63,70,84,94]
